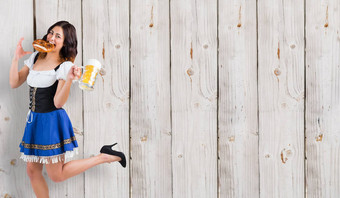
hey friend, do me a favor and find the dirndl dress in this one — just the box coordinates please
[19,52,79,164]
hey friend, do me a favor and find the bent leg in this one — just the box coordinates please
[26,162,49,198]
[45,153,120,183]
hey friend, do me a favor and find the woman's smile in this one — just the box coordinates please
[47,26,64,51]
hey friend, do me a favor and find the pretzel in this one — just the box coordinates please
[32,39,55,52]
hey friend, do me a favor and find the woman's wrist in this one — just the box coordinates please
[12,56,19,62]
[65,78,73,85]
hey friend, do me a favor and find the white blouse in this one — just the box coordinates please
[24,52,74,88]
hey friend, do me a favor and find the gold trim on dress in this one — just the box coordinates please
[21,136,77,150]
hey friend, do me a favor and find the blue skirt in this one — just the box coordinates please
[19,109,79,164]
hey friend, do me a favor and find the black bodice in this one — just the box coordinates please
[29,54,62,113]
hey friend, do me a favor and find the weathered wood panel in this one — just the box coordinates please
[3,1,340,197]
[171,0,218,197]
[0,0,34,197]
[218,0,258,197]
[130,0,172,197]
[306,0,340,197]
[258,0,305,197]
[83,0,130,197]
[35,0,84,197]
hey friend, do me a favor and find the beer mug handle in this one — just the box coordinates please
[99,66,106,76]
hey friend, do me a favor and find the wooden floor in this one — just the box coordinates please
[0,0,339,197]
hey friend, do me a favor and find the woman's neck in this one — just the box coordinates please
[45,51,61,62]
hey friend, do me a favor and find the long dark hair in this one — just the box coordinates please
[40,21,77,63]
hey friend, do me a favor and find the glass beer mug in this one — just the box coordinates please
[78,59,103,91]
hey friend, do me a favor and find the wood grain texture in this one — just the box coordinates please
[171,0,218,197]
[218,0,258,197]
[306,0,340,197]
[0,0,34,197]
[35,0,84,197]
[258,0,305,197]
[3,1,340,197]
[130,0,172,197]
[83,0,130,197]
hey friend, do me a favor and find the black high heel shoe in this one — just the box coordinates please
[100,143,126,168]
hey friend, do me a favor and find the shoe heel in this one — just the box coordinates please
[110,143,117,147]
[100,143,117,152]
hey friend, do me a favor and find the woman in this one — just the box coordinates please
[9,21,126,197]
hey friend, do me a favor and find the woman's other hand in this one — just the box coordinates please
[14,37,32,61]
[67,65,82,81]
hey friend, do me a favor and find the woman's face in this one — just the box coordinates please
[46,26,64,52]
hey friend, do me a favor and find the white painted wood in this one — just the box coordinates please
[82,0,130,197]
[306,0,340,197]
[35,0,84,197]
[218,0,258,197]
[258,0,305,197]
[130,0,172,197]
[0,1,34,197]
[171,0,217,197]
[3,1,340,197]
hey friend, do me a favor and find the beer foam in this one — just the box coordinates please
[85,59,101,69]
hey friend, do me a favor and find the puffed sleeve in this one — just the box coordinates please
[24,51,39,69]
[56,61,74,80]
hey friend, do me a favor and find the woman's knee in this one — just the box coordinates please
[48,173,64,183]
[45,162,64,183]
[26,162,43,180]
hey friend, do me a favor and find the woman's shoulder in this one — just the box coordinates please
[24,51,39,69]
[56,61,74,80]
[59,61,74,68]
[60,61,74,66]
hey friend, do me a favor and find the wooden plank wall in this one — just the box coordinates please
[218,0,258,197]
[171,0,217,197]
[83,0,129,197]
[258,0,305,197]
[0,1,34,198]
[130,1,171,197]
[306,0,340,197]
[1,0,340,198]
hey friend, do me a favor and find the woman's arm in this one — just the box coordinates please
[9,37,32,89]
[9,59,29,88]
[54,65,81,108]
[54,79,72,108]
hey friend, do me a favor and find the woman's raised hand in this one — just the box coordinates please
[14,37,32,61]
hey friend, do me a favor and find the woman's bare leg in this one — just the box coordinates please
[26,162,49,198]
[45,153,121,183]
